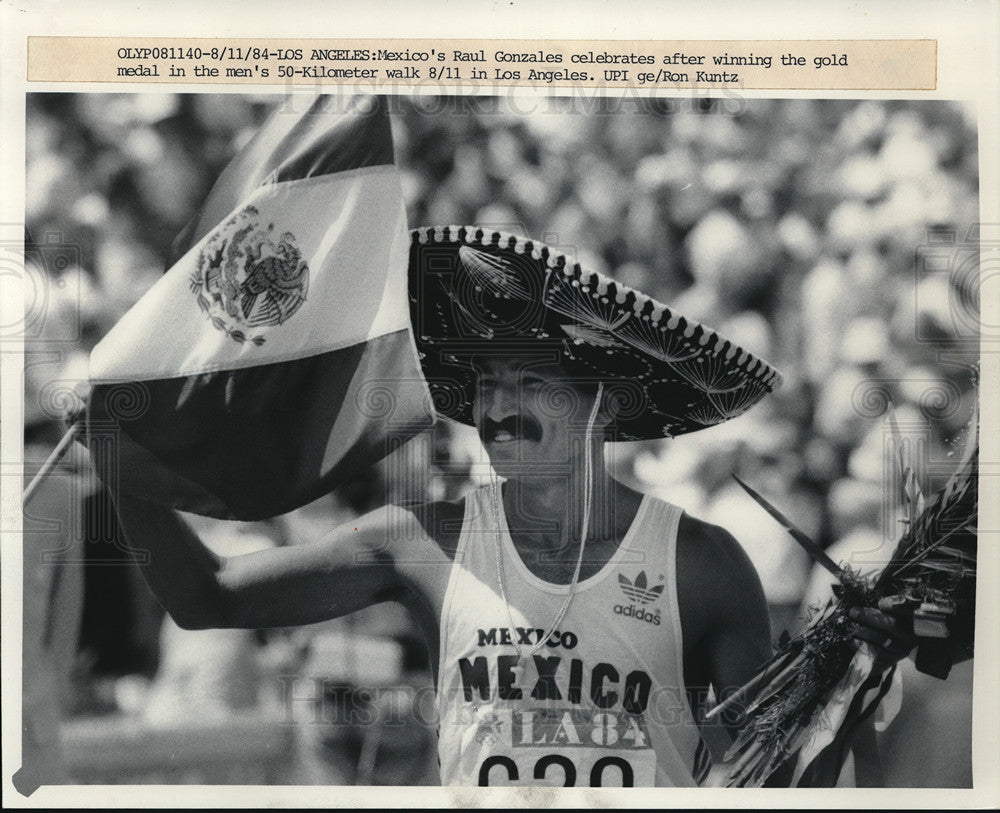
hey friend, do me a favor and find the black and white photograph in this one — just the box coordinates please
[3,1,998,808]
[15,88,982,788]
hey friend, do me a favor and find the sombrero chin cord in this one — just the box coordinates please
[492,382,604,665]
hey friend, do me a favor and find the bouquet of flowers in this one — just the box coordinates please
[714,413,978,788]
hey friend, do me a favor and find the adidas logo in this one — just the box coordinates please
[617,571,663,605]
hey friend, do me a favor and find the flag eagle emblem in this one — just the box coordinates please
[84,95,434,520]
[189,204,309,345]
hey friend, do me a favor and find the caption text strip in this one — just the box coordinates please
[27,38,936,91]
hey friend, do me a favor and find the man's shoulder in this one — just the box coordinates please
[674,509,770,650]
[677,511,737,543]
[676,511,764,602]
[677,511,743,562]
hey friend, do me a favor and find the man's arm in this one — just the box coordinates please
[678,514,801,786]
[679,515,929,787]
[112,491,413,630]
[676,515,773,737]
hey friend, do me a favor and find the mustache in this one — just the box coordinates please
[481,415,542,442]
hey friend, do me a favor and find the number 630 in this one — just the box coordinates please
[478,754,633,786]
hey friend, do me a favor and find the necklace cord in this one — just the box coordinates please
[492,382,604,662]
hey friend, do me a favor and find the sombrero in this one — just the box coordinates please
[408,226,782,441]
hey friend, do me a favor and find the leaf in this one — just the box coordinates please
[230,330,246,343]
[618,573,630,587]
[250,336,266,346]
[705,645,802,721]
[732,475,844,580]
[648,584,665,598]
[745,659,804,715]
[933,545,976,562]
[635,571,647,590]
[918,560,970,575]
[210,316,226,331]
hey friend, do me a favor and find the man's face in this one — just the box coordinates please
[472,355,604,477]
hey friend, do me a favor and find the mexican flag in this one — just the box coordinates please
[85,95,434,520]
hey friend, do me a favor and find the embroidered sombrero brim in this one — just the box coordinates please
[408,226,782,441]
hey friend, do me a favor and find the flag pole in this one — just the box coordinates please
[22,420,81,508]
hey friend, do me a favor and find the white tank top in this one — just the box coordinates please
[435,482,711,787]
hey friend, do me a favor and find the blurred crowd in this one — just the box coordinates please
[22,93,979,786]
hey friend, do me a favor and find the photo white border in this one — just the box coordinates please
[2,0,997,808]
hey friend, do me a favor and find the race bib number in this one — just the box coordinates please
[472,707,656,787]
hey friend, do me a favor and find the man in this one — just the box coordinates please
[111,226,913,787]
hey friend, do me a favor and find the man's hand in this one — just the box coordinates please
[847,597,919,665]
[848,594,960,677]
